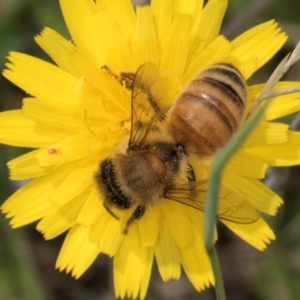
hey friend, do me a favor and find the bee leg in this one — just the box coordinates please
[120,72,135,89]
[101,65,120,82]
[186,164,196,182]
[122,205,146,234]
[103,204,120,220]
[186,164,198,199]
[101,65,135,90]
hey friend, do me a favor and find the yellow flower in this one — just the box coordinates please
[1,0,300,299]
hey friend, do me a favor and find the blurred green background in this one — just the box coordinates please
[1,0,300,299]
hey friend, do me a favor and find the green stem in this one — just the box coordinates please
[204,98,271,300]
[210,248,226,300]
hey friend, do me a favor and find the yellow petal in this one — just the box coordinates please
[2,180,59,228]
[133,6,158,68]
[226,150,267,179]
[231,20,276,50]
[173,0,203,17]
[247,81,300,106]
[35,27,81,77]
[230,21,287,78]
[52,159,96,206]
[114,225,153,300]
[189,0,227,58]
[160,15,192,79]
[154,222,181,281]
[163,202,192,248]
[56,224,99,278]
[150,0,172,45]
[223,173,283,215]
[90,208,124,256]
[187,207,218,242]
[138,205,160,247]
[59,0,101,65]
[246,81,300,119]
[76,189,102,226]
[7,200,55,229]
[180,229,214,291]
[22,98,85,132]
[8,149,48,180]
[243,131,300,166]
[3,52,78,104]
[75,77,106,120]
[265,94,300,121]
[93,9,133,70]
[2,164,75,218]
[183,35,231,83]
[0,110,60,147]
[221,217,275,250]
[243,122,289,146]
[96,0,136,42]
[37,194,87,240]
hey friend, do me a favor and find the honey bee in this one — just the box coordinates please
[94,62,259,234]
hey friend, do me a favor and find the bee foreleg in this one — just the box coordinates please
[122,205,146,234]
[103,204,120,220]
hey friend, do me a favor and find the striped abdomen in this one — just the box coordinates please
[170,63,247,157]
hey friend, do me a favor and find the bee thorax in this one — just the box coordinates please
[146,152,167,178]
[109,153,167,205]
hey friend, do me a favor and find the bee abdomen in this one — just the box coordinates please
[201,63,246,110]
[96,158,132,209]
[170,63,247,157]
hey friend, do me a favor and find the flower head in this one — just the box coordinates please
[1,0,300,299]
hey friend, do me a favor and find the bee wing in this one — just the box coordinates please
[129,62,168,149]
[163,181,207,210]
[215,195,260,224]
[165,182,260,224]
